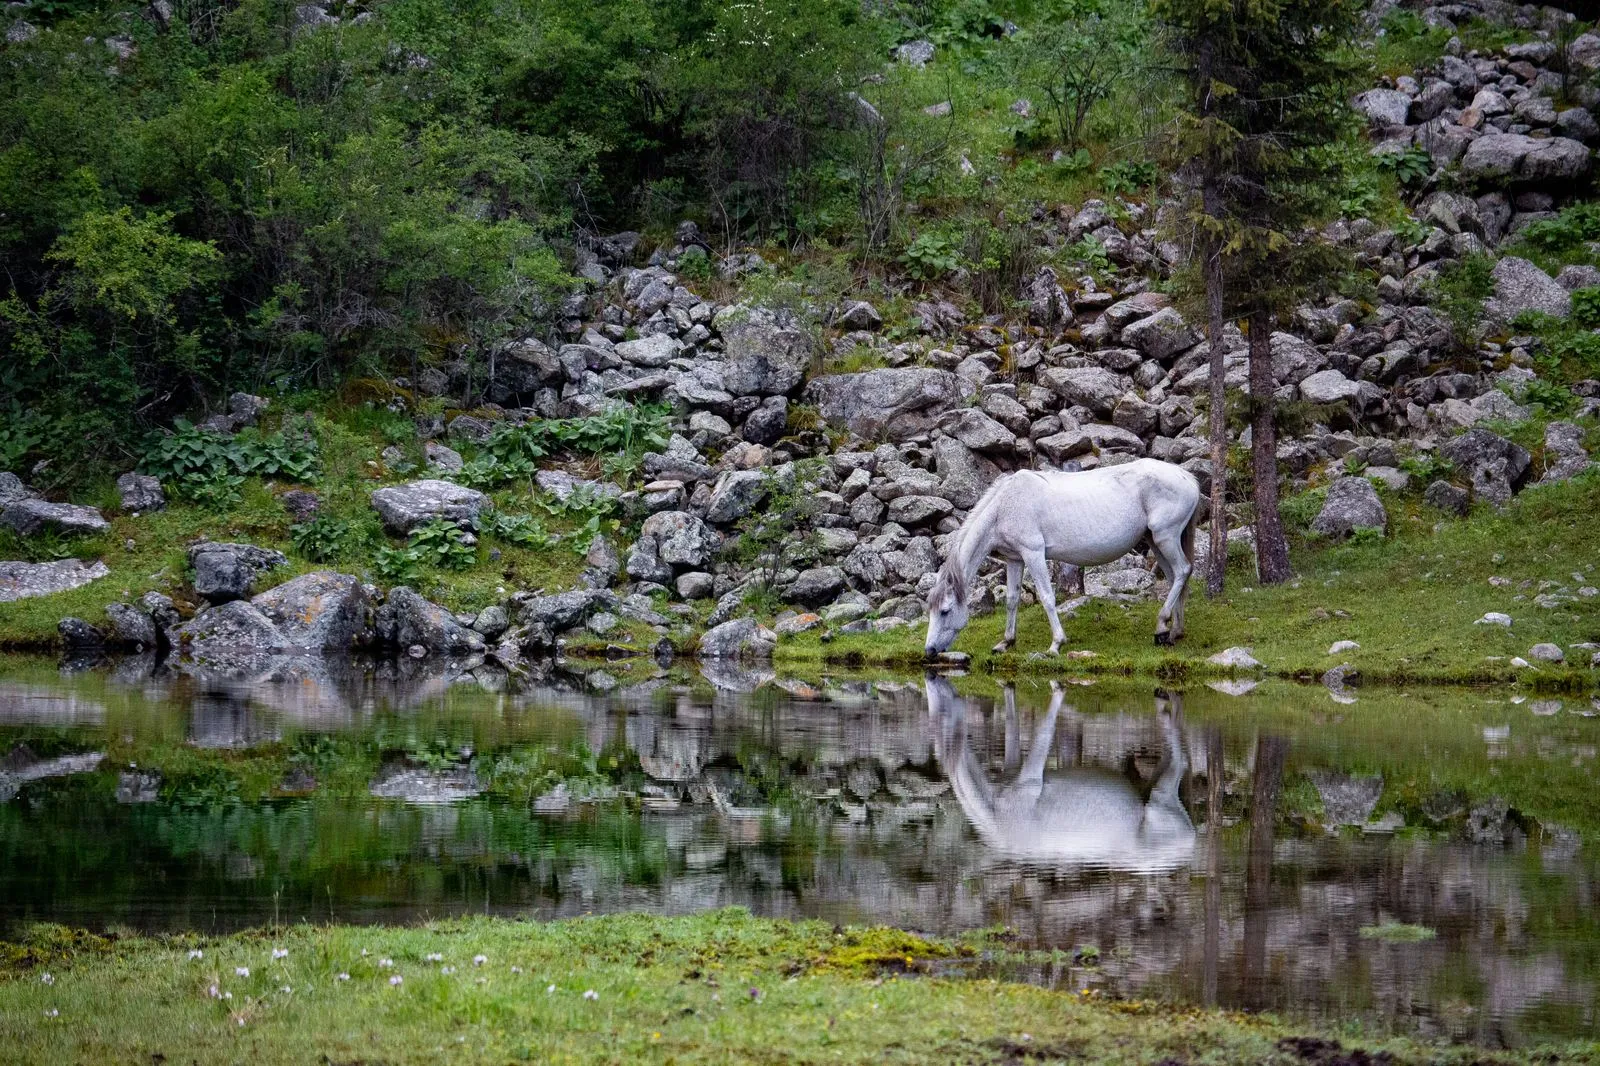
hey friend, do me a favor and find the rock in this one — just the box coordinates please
[1529,642,1565,663]
[1022,267,1072,329]
[1424,479,1470,515]
[1298,369,1362,404]
[534,470,622,504]
[1038,366,1129,416]
[0,559,111,603]
[887,494,954,526]
[717,305,814,396]
[519,589,611,633]
[1121,307,1199,360]
[0,473,31,504]
[896,39,934,67]
[787,566,846,606]
[1308,770,1384,826]
[1440,428,1531,506]
[704,470,770,525]
[1540,421,1591,483]
[1354,88,1412,127]
[1208,647,1262,669]
[698,618,778,660]
[376,587,485,654]
[1461,133,1591,184]
[1311,477,1387,538]
[741,396,789,445]
[187,542,287,604]
[423,441,464,474]
[615,333,680,368]
[1474,612,1513,627]
[57,617,105,652]
[804,368,964,439]
[1327,640,1360,654]
[115,473,165,513]
[675,571,715,599]
[447,415,495,443]
[0,499,110,537]
[369,762,482,805]
[1487,257,1570,321]
[775,612,822,636]
[252,571,370,649]
[942,409,1015,452]
[639,510,719,569]
[103,603,158,650]
[173,601,287,656]
[1465,797,1512,846]
[370,479,489,534]
[837,301,882,331]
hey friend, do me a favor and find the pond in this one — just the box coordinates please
[2,653,1598,1048]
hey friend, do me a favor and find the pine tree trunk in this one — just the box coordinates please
[1248,309,1292,584]
[1199,35,1227,599]
[1203,232,1227,597]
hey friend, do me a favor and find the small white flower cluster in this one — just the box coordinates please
[188,950,204,960]
[235,967,250,978]
[272,949,288,960]
[426,953,443,962]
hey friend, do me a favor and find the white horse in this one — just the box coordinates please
[925,459,1201,655]
[925,677,1196,872]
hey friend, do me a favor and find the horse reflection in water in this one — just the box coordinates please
[925,676,1196,872]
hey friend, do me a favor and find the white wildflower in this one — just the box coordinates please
[583,989,599,1001]
[389,975,403,987]
[473,954,487,967]
[235,967,250,978]
[188,950,204,960]
[40,974,53,986]
[272,949,288,960]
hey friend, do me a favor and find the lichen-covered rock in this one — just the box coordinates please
[252,571,371,649]
[173,600,287,655]
[804,368,965,440]
[376,587,484,655]
[103,602,158,650]
[1440,428,1531,506]
[1311,477,1388,538]
[57,617,105,652]
[518,588,614,633]
[115,473,165,513]
[1487,257,1570,321]
[0,499,109,537]
[187,542,287,604]
[0,559,110,603]
[1120,307,1198,361]
[1461,133,1591,184]
[697,618,777,660]
[370,479,489,534]
[716,304,814,396]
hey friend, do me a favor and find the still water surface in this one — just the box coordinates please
[2,655,1598,1047]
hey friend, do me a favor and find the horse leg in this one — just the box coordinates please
[1023,548,1066,654]
[1150,525,1193,645]
[993,560,1022,653]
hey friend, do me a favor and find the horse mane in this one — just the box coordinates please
[930,471,1033,605]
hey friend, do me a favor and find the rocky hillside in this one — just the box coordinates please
[2,0,1599,669]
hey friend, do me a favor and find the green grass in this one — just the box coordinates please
[779,473,1600,689]
[0,910,1583,1066]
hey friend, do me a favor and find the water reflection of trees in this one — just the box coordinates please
[0,665,1595,1042]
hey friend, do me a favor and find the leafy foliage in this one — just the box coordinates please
[290,514,371,564]
[139,420,319,504]
[1375,145,1434,189]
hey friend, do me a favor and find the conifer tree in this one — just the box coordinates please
[1154,0,1363,590]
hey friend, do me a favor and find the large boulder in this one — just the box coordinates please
[698,618,778,660]
[187,542,287,604]
[0,473,32,504]
[941,409,1015,453]
[716,305,814,396]
[638,510,719,569]
[704,469,770,525]
[787,565,846,606]
[252,571,371,649]
[1487,257,1569,321]
[370,479,489,534]
[1460,134,1591,184]
[1311,477,1387,538]
[615,333,681,368]
[103,602,158,650]
[376,587,485,654]
[1038,366,1129,416]
[804,368,964,440]
[0,499,109,537]
[1354,88,1412,127]
[1440,428,1531,506]
[518,588,613,633]
[1540,421,1592,483]
[0,559,110,604]
[1298,369,1363,404]
[173,600,287,656]
[1121,307,1199,361]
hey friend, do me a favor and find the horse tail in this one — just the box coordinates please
[1182,495,1199,569]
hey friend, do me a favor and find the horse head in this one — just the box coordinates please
[924,561,970,655]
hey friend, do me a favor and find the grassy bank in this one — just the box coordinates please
[0,910,1585,1065]
[781,473,1600,690]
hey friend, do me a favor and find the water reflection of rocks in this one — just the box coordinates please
[1,657,1596,1044]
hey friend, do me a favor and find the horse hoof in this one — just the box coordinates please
[992,641,1013,654]
[1154,632,1174,647]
